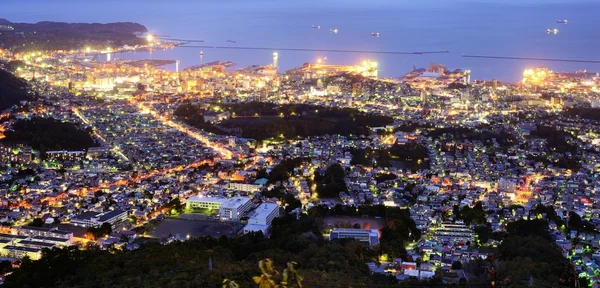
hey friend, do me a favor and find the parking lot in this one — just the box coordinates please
[149,218,239,238]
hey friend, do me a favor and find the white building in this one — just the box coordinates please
[185,196,227,211]
[329,228,380,246]
[227,182,261,193]
[219,196,252,221]
[243,203,279,235]
[431,222,475,244]
[18,226,73,245]
[70,210,127,228]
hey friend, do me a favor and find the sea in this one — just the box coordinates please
[3,0,600,81]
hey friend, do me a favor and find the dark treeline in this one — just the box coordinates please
[0,19,147,52]
[350,142,430,171]
[529,125,581,171]
[314,163,347,198]
[3,204,575,288]
[497,219,575,287]
[0,68,31,111]
[174,102,393,141]
[5,205,421,288]
[565,107,600,121]
[2,117,97,155]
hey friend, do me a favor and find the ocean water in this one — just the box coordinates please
[3,0,600,81]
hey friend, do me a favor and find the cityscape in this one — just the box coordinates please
[1,1,600,287]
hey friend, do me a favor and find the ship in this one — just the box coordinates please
[557,19,568,24]
[226,40,237,43]
[312,25,321,29]
[547,28,559,34]
[371,32,380,37]
[329,28,338,34]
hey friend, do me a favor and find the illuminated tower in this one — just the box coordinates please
[273,52,279,68]
[176,60,180,73]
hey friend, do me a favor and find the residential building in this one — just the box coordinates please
[227,182,261,193]
[70,210,127,228]
[18,226,73,244]
[431,223,475,244]
[329,228,380,246]
[243,202,279,235]
[219,196,252,221]
[185,196,227,211]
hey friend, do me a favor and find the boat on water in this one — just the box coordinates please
[226,40,237,43]
[329,28,338,34]
[312,25,321,29]
[547,28,559,34]
[557,19,568,24]
[371,32,380,37]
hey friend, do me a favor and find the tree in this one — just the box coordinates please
[315,163,347,198]
[87,223,113,240]
[166,198,184,215]
[253,259,303,288]
[451,261,462,270]
[568,211,582,231]
[0,260,12,274]
[29,218,44,227]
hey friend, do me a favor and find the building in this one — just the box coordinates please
[431,223,475,244]
[18,226,73,244]
[185,196,227,211]
[0,144,32,164]
[219,196,252,221]
[4,245,41,260]
[243,202,279,235]
[329,228,380,246]
[227,182,261,193]
[70,210,127,228]
[87,146,110,159]
[45,150,86,161]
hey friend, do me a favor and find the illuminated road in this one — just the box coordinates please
[72,107,130,162]
[127,97,234,159]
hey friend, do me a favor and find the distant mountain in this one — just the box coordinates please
[0,68,30,111]
[13,20,147,35]
[0,19,148,52]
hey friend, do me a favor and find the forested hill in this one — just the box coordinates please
[0,19,148,52]
[0,68,30,111]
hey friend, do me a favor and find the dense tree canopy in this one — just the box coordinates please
[5,213,387,288]
[0,68,31,111]
[2,117,97,155]
[314,163,347,198]
[350,142,430,171]
[174,102,393,141]
[496,219,574,287]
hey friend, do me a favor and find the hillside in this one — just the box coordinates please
[0,68,30,111]
[2,117,97,154]
[0,19,148,52]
